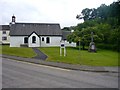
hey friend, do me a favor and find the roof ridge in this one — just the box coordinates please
[0,25,9,26]
[15,22,60,25]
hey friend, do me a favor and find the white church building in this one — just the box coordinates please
[3,15,76,47]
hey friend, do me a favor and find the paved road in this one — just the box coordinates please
[2,57,118,88]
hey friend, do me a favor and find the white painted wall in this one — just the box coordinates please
[64,40,76,47]
[2,31,10,44]
[10,35,61,47]
[28,33,40,47]
[41,36,62,47]
[0,31,10,44]
[10,35,76,47]
[0,31,2,44]
[10,36,26,47]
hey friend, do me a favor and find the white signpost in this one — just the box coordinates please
[60,41,66,56]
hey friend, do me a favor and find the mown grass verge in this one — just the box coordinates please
[1,45,36,58]
[39,47,118,66]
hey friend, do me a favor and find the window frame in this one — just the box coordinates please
[42,37,44,41]
[32,36,36,43]
[3,31,6,34]
[2,37,7,40]
[24,37,28,43]
[46,37,50,44]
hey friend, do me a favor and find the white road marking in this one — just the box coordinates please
[4,58,71,71]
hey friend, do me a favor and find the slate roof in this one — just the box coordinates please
[0,25,10,30]
[10,23,62,36]
[62,30,71,40]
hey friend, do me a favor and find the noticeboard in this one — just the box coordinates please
[61,44,65,47]
[60,43,66,56]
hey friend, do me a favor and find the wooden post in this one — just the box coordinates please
[64,47,66,56]
[60,40,66,56]
[60,48,62,56]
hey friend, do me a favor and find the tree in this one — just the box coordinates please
[67,1,119,51]
[76,1,120,22]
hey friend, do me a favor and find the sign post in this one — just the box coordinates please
[60,41,66,56]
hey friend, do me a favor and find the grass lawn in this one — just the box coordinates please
[39,47,118,66]
[1,45,36,58]
[0,45,2,54]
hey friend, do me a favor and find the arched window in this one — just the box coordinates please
[24,37,28,43]
[32,36,36,43]
[46,37,50,44]
[42,37,44,41]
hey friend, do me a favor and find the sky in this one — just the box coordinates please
[0,0,117,28]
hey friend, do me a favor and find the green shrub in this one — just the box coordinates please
[96,44,118,51]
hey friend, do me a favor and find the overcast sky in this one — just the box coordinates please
[0,0,116,28]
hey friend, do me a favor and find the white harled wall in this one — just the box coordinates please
[64,41,76,47]
[10,36,25,47]
[10,35,76,47]
[0,31,2,44]
[0,31,10,44]
[41,36,61,47]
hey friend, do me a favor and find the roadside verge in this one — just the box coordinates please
[1,54,119,73]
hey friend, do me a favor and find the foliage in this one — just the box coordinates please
[67,1,120,51]
[76,1,120,22]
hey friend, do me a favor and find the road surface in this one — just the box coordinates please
[2,57,118,88]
